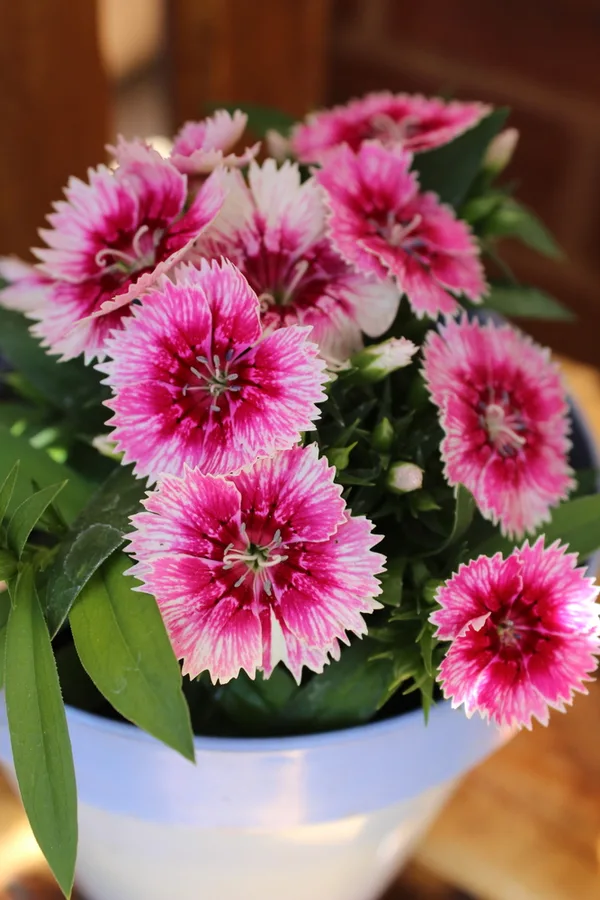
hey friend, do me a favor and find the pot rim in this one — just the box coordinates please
[63,695,439,754]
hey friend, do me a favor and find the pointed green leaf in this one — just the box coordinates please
[0,307,109,415]
[0,461,20,523]
[474,493,600,561]
[0,590,9,689]
[483,285,574,321]
[44,465,148,636]
[485,198,562,258]
[7,481,66,558]
[378,557,406,606]
[69,554,194,762]
[0,549,17,581]
[413,108,508,206]
[423,484,476,558]
[4,567,77,896]
[0,426,91,523]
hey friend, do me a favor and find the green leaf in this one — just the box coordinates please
[485,198,562,258]
[424,485,475,557]
[216,668,298,735]
[474,493,600,561]
[483,285,574,321]
[7,482,66,558]
[0,461,19,523]
[0,590,9,689]
[378,557,406,606]
[208,102,296,138]
[70,554,194,762]
[0,549,17,581]
[281,637,419,731]
[0,307,109,414]
[413,108,508,206]
[4,567,77,896]
[44,465,148,636]
[0,427,91,523]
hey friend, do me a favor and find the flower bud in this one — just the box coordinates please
[372,417,394,452]
[387,461,423,494]
[325,443,356,471]
[483,128,519,175]
[351,338,417,384]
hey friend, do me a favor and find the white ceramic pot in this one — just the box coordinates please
[0,699,509,900]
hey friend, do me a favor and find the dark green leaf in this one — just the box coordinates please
[7,482,66,557]
[483,285,574,321]
[0,461,19,523]
[70,554,194,762]
[0,307,109,414]
[281,637,419,731]
[413,108,508,206]
[0,427,91,523]
[474,493,600,561]
[215,668,298,734]
[0,590,9,689]
[423,485,475,557]
[4,567,77,896]
[44,465,147,636]
[485,198,562,258]
[378,557,406,606]
[0,549,17,581]
[208,102,296,138]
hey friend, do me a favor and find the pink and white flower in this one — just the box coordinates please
[316,142,487,319]
[430,541,600,729]
[128,444,385,683]
[171,109,259,175]
[0,257,52,313]
[30,138,224,361]
[193,159,401,361]
[291,92,490,165]
[422,317,574,538]
[98,259,327,480]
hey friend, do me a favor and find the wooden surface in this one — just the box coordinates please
[0,1,109,257]
[167,0,331,127]
[1,355,600,899]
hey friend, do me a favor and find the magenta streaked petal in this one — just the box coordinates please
[317,142,485,320]
[100,260,326,480]
[230,444,345,544]
[0,257,53,313]
[171,110,259,175]
[291,91,491,163]
[431,542,600,729]
[127,446,384,683]
[423,317,574,538]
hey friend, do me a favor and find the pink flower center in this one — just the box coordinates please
[257,259,311,310]
[94,224,160,280]
[370,113,420,143]
[477,391,527,457]
[222,527,288,596]
[182,349,242,413]
[368,211,425,252]
[488,598,544,660]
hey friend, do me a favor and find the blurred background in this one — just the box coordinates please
[1,2,600,898]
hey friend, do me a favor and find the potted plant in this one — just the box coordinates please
[0,94,599,900]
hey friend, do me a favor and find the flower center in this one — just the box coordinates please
[368,211,424,251]
[182,349,242,413]
[222,528,288,596]
[257,259,311,310]
[482,401,526,457]
[94,224,160,279]
[370,113,420,144]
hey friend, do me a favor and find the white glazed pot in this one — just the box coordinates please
[0,699,509,900]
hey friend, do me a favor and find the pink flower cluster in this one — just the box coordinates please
[1,94,595,726]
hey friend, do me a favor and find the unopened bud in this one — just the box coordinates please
[351,338,417,384]
[372,417,394,452]
[325,443,356,471]
[387,462,423,494]
[483,128,519,175]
